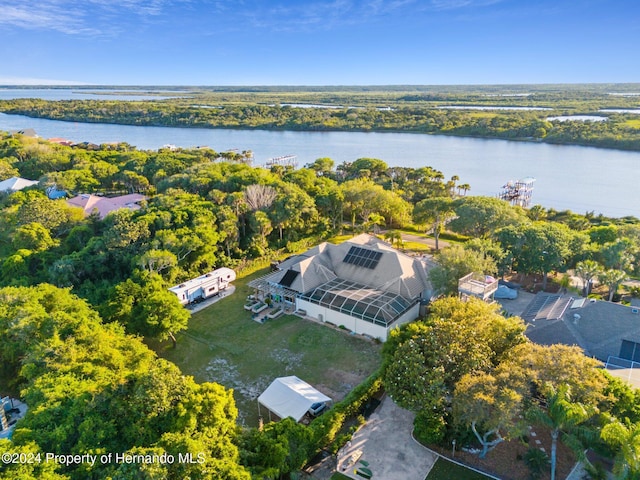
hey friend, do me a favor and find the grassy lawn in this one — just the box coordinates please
[155,267,382,427]
[425,457,494,480]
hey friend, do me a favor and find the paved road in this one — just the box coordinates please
[399,232,450,250]
[337,396,437,480]
[184,285,236,314]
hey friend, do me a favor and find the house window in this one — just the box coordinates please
[620,340,640,363]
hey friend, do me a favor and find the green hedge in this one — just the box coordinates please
[310,368,383,449]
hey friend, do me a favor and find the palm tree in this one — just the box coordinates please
[599,269,627,302]
[526,384,596,480]
[384,230,404,249]
[527,204,548,221]
[575,260,602,297]
[364,213,386,235]
[601,420,640,479]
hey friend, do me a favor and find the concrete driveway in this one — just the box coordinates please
[337,396,437,480]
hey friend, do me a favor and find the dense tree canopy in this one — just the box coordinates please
[0,284,249,480]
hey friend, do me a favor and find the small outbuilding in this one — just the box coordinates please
[258,376,331,423]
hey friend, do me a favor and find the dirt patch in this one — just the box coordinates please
[202,358,271,425]
[504,273,562,294]
[316,368,368,403]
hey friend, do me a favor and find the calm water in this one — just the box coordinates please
[0,88,184,102]
[0,89,638,218]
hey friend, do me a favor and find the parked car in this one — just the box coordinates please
[494,285,518,299]
[308,402,326,416]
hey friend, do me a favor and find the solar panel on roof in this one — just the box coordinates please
[342,246,382,269]
[278,269,299,287]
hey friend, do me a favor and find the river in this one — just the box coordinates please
[0,89,637,218]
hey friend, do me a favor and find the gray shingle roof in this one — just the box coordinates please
[524,297,640,362]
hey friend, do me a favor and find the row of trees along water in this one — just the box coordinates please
[1,131,640,478]
[1,84,640,150]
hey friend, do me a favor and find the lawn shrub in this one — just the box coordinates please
[524,448,549,479]
[310,368,383,448]
[413,409,446,445]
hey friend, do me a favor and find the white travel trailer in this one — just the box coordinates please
[169,268,236,305]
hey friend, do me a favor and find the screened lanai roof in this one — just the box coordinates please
[299,278,414,327]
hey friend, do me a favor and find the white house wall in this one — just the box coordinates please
[296,298,419,341]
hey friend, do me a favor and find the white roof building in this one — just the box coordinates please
[249,234,434,340]
[258,376,331,422]
[0,176,39,193]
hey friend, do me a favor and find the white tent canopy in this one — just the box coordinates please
[258,376,331,422]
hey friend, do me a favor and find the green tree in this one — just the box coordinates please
[526,384,596,480]
[429,244,497,296]
[306,157,334,177]
[599,269,627,301]
[15,191,83,236]
[269,182,317,241]
[384,298,526,414]
[104,272,190,345]
[499,222,574,290]
[449,196,525,238]
[413,196,455,251]
[453,365,526,458]
[575,259,602,297]
[0,440,67,479]
[601,420,640,479]
[12,222,59,252]
[384,230,404,249]
[315,180,344,230]
[137,249,178,275]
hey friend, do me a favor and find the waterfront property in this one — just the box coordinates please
[248,234,433,341]
[169,268,236,305]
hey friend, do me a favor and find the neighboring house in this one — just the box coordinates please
[168,268,236,305]
[12,128,37,137]
[522,292,640,387]
[248,234,434,341]
[48,137,75,147]
[0,176,39,193]
[66,193,147,219]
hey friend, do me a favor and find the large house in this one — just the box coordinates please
[0,176,39,193]
[519,292,640,387]
[66,193,147,219]
[248,234,434,341]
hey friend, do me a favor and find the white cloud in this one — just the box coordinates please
[0,0,173,35]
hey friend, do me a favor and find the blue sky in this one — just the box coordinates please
[0,0,638,85]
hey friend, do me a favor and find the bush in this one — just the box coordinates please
[310,369,383,448]
[524,448,549,480]
[413,410,446,445]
